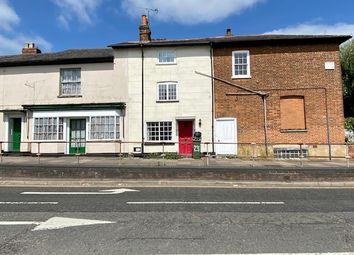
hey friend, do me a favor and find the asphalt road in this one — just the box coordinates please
[0,186,354,254]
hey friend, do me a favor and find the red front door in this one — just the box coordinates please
[178,121,193,157]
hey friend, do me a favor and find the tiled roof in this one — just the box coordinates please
[109,34,351,48]
[0,48,113,67]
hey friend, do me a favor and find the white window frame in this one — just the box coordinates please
[146,121,173,142]
[156,82,178,102]
[33,117,64,141]
[60,68,81,96]
[232,50,251,79]
[157,51,176,65]
[88,116,121,141]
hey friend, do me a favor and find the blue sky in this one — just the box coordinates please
[0,0,353,55]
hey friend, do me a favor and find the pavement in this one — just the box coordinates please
[0,156,353,183]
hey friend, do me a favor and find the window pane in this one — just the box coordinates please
[168,84,177,100]
[233,51,249,77]
[89,116,119,140]
[61,69,81,95]
[158,84,167,100]
[147,121,172,141]
[158,51,176,63]
[33,117,63,141]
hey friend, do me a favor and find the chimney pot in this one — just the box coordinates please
[226,28,233,37]
[141,15,148,26]
[22,42,41,55]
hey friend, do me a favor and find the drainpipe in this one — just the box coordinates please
[262,95,269,157]
[324,88,332,160]
[210,42,215,154]
[141,44,145,155]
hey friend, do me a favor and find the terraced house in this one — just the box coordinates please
[0,15,350,158]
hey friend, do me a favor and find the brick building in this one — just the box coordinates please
[212,34,351,158]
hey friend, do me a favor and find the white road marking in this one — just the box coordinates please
[21,188,139,195]
[127,201,285,205]
[0,217,115,231]
[32,217,115,231]
[164,253,354,255]
[0,221,41,226]
[0,202,58,205]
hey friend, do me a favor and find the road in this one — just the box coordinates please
[0,186,354,254]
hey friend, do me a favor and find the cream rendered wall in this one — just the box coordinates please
[0,62,127,152]
[115,46,213,153]
[0,62,124,109]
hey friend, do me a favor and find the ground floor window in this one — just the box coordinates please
[89,116,120,140]
[146,121,172,141]
[33,117,64,140]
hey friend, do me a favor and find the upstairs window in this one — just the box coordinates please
[157,82,177,102]
[158,51,176,64]
[280,96,306,130]
[60,68,81,96]
[232,50,250,78]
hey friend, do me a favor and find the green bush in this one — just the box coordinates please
[164,152,181,160]
[346,117,354,131]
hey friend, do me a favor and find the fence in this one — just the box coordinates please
[0,140,353,160]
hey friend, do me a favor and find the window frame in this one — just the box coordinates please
[59,68,82,96]
[156,82,178,102]
[157,51,177,65]
[146,121,173,142]
[232,50,251,79]
[33,117,64,141]
[88,116,121,141]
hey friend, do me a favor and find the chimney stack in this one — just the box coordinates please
[225,28,233,37]
[22,42,41,55]
[139,15,151,42]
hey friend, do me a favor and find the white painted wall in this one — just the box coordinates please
[114,46,213,153]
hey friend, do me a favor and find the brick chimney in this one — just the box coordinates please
[22,42,41,55]
[139,15,151,42]
[225,28,233,37]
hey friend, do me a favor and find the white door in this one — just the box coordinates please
[215,118,237,155]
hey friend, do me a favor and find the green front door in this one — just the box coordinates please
[69,119,86,154]
[12,118,21,152]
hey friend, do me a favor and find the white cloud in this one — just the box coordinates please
[53,0,103,29]
[121,0,263,25]
[265,22,354,36]
[0,34,53,56]
[0,0,20,31]
[0,0,52,55]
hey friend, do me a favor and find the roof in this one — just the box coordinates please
[109,34,352,48]
[0,48,114,67]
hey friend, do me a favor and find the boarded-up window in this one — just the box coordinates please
[280,96,306,130]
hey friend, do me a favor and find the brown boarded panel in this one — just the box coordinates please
[280,96,306,130]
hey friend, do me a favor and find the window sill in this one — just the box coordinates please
[144,142,175,146]
[87,139,122,142]
[232,75,252,80]
[58,95,82,98]
[156,62,177,66]
[281,129,308,133]
[156,100,179,103]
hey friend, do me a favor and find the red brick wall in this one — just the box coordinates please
[214,43,345,144]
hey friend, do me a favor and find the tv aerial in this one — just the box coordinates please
[141,7,159,19]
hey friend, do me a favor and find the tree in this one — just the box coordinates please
[341,40,354,117]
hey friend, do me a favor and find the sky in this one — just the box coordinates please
[0,0,353,55]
